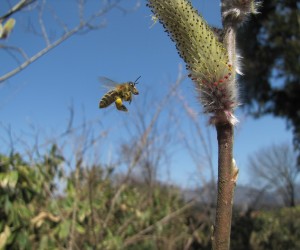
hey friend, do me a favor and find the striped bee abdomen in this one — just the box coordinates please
[99,90,119,108]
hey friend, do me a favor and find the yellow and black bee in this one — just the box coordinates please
[99,76,140,112]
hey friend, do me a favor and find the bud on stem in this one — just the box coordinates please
[0,18,16,39]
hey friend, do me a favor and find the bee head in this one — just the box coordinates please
[129,76,141,95]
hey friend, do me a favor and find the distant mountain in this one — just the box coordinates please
[181,184,300,210]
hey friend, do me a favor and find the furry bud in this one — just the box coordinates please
[221,0,261,26]
[0,18,16,39]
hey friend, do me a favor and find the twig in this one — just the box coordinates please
[68,157,81,250]
[0,0,36,22]
[212,123,236,250]
[87,170,98,247]
[0,0,123,83]
[102,183,127,230]
[38,0,50,46]
[123,199,196,247]
[210,0,260,247]
[0,23,81,83]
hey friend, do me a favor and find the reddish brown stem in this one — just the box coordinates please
[212,123,236,250]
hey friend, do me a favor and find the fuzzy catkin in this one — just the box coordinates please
[148,0,239,124]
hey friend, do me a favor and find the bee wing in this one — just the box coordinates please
[99,76,120,90]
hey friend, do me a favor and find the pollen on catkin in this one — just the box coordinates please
[147,0,239,125]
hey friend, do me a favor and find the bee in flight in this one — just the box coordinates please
[99,76,141,112]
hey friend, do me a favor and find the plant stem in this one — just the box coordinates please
[212,123,237,250]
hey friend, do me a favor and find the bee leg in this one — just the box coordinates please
[117,104,128,112]
[115,97,128,112]
[124,92,132,104]
[128,95,132,104]
[127,96,132,104]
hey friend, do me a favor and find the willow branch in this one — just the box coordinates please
[212,123,237,250]
[0,0,123,84]
[212,1,260,249]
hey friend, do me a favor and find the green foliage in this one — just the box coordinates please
[0,147,64,249]
[230,206,300,250]
[238,0,300,152]
[1,147,299,249]
[0,147,201,249]
[250,206,300,250]
[231,210,255,250]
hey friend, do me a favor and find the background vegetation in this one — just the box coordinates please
[1,137,300,249]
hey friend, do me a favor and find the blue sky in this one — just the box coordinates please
[0,0,293,188]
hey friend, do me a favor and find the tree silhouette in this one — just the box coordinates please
[238,0,300,154]
[249,143,300,207]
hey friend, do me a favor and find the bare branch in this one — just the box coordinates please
[0,44,29,64]
[68,156,81,250]
[0,24,79,83]
[249,143,300,207]
[78,0,85,24]
[47,5,69,33]
[38,0,50,46]
[0,0,129,83]
[0,0,36,22]
[123,199,196,247]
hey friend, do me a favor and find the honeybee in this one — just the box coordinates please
[99,76,141,112]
